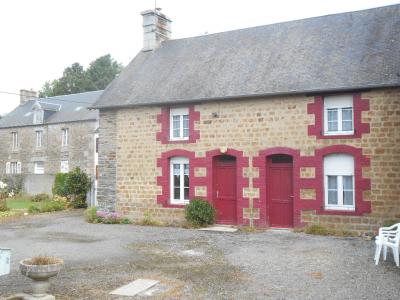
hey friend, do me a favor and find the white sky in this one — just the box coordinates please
[0,0,398,115]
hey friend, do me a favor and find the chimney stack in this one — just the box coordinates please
[141,8,171,51]
[20,89,37,105]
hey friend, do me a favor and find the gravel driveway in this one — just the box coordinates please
[0,211,399,299]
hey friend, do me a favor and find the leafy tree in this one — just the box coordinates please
[39,55,123,97]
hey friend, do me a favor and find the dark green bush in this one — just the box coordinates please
[52,173,69,197]
[185,199,216,227]
[32,193,51,202]
[65,168,91,208]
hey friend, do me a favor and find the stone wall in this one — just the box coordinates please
[96,88,400,233]
[0,120,97,195]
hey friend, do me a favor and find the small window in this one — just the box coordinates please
[35,130,43,149]
[11,132,18,151]
[33,109,44,124]
[34,162,44,174]
[62,128,69,147]
[60,160,69,173]
[324,95,354,135]
[324,154,355,211]
[6,161,21,174]
[170,108,189,141]
[170,157,189,204]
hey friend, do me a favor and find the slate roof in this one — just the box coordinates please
[93,4,400,109]
[0,90,102,129]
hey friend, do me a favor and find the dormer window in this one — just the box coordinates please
[33,109,44,124]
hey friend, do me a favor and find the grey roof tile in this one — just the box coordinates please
[0,90,102,128]
[93,4,400,109]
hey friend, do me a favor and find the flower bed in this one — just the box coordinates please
[85,207,131,224]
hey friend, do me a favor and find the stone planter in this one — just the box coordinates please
[19,258,63,298]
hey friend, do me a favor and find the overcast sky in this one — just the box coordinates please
[0,0,398,115]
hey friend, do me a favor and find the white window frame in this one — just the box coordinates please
[33,109,44,124]
[6,161,21,174]
[324,154,355,211]
[34,162,44,174]
[324,95,354,135]
[35,130,43,149]
[170,157,190,205]
[60,160,69,173]
[169,107,189,141]
[62,128,69,147]
[11,132,18,151]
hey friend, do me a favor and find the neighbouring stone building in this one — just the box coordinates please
[93,5,400,233]
[0,90,102,199]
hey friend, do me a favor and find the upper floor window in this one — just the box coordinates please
[324,95,353,135]
[11,132,18,151]
[6,161,21,174]
[62,128,69,147]
[36,130,43,149]
[170,107,189,141]
[170,157,189,205]
[324,153,355,211]
[33,109,44,124]
[60,160,69,173]
[34,162,44,174]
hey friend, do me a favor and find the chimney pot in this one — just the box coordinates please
[141,8,172,51]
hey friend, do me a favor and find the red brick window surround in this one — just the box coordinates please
[308,93,370,139]
[157,149,196,208]
[156,106,200,144]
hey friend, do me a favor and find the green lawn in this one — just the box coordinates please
[6,197,36,210]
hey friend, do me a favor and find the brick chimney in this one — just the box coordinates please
[20,89,37,105]
[141,8,171,51]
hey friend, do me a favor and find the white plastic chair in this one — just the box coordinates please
[374,223,400,267]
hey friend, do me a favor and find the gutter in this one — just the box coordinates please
[89,83,400,110]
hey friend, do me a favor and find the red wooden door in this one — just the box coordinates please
[266,156,293,227]
[213,156,237,224]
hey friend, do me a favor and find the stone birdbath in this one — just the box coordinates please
[19,256,63,298]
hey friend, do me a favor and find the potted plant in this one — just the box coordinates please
[19,255,63,297]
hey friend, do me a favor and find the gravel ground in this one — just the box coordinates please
[0,211,399,299]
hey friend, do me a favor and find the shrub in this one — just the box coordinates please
[65,168,91,206]
[52,173,69,197]
[32,193,51,202]
[185,199,216,227]
[28,205,41,213]
[40,201,66,213]
[86,209,131,224]
[0,199,9,212]
[1,175,23,195]
[85,206,100,223]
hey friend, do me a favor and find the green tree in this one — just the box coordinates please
[39,54,123,97]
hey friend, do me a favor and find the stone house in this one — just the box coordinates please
[93,5,400,233]
[0,90,102,199]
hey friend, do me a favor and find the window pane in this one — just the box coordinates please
[343,191,354,206]
[328,191,338,205]
[343,176,353,190]
[342,108,353,121]
[172,116,180,138]
[184,164,189,175]
[184,174,189,188]
[183,115,189,137]
[184,187,189,200]
[174,175,180,188]
[342,120,353,131]
[174,188,180,200]
[173,164,180,176]
[327,176,337,190]
[327,109,338,131]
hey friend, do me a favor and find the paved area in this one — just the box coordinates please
[0,211,399,299]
